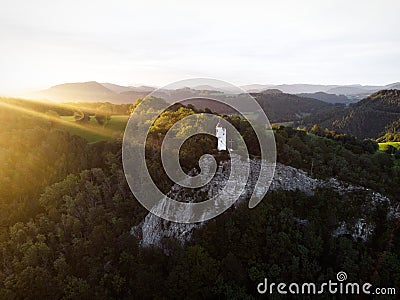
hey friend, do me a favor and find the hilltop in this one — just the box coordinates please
[35,81,151,103]
[297,92,351,104]
[252,90,331,122]
[303,89,400,139]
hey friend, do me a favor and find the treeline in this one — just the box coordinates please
[0,97,132,116]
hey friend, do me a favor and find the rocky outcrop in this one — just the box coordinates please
[132,157,392,249]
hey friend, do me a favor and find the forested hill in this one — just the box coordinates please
[302,89,400,139]
[356,89,400,112]
[35,81,150,103]
[164,89,333,123]
[251,90,332,122]
[296,91,351,104]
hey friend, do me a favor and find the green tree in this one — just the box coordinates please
[95,104,112,125]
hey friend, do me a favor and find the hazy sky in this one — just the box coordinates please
[0,0,399,94]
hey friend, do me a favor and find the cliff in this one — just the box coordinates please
[132,157,393,250]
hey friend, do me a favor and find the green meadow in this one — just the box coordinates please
[378,141,400,151]
[58,115,129,143]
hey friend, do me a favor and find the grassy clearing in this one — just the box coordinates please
[378,142,400,151]
[273,121,294,127]
[58,115,129,143]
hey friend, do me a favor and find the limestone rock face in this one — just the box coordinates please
[132,158,392,249]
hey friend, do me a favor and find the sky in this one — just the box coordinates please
[0,0,399,95]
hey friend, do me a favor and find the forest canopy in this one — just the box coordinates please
[0,96,399,299]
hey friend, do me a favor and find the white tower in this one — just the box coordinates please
[216,121,226,151]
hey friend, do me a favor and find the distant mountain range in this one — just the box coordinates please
[31,80,400,104]
[302,89,400,139]
[241,82,400,97]
[32,81,400,104]
[35,81,154,103]
[101,83,155,94]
